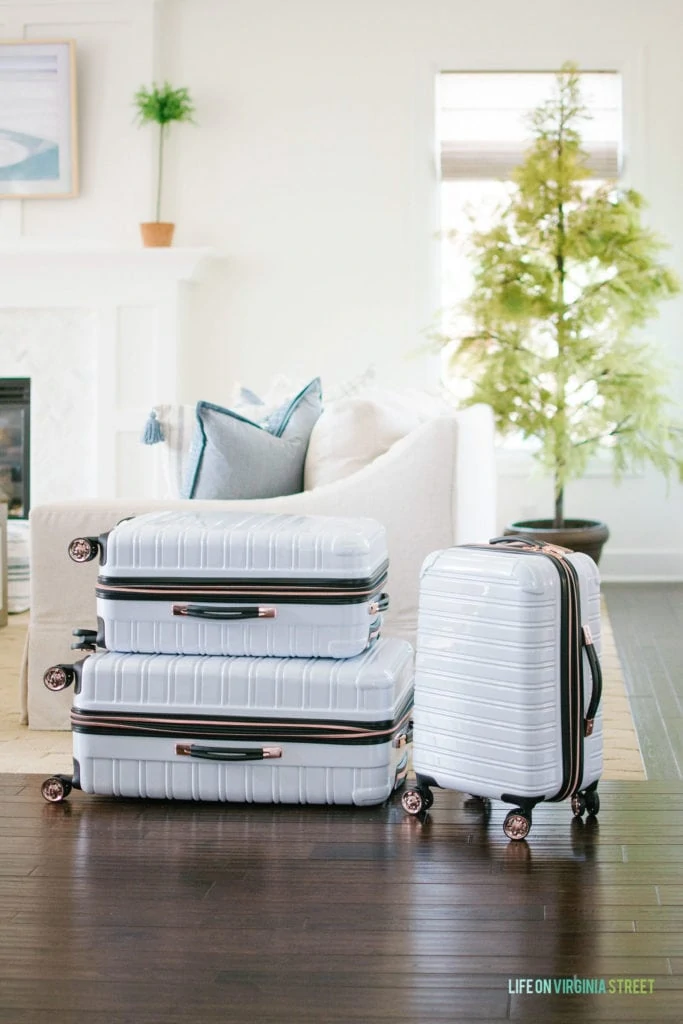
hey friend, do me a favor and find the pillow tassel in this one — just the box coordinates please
[141,409,165,445]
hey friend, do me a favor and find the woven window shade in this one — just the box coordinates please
[439,71,622,182]
[440,139,620,180]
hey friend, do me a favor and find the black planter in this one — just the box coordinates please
[504,519,610,565]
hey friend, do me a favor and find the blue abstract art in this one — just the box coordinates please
[0,42,77,197]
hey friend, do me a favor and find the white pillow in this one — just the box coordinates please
[304,390,444,490]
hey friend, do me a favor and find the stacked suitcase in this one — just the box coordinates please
[41,511,414,807]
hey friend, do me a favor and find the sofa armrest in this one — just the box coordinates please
[448,403,497,544]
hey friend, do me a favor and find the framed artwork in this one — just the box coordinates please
[0,40,78,198]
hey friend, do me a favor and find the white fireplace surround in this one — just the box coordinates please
[0,246,216,505]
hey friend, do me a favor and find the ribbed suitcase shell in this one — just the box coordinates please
[70,637,414,805]
[412,546,602,801]
[93,510,389,658]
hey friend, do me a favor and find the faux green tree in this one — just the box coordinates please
[134,82,195,222]
[441,64,683,528]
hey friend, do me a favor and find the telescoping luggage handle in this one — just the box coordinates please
[488,536,572,554]
[175,744,282,761]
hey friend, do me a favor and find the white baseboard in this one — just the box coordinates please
[599,549,683,582]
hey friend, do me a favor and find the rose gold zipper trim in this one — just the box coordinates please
[70,706,413,743]
[96,583,381,599]
[546,553,583,801]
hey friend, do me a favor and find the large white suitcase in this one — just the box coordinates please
[68,510,389,659]
[403,537,603,840]
[40,637,414,806]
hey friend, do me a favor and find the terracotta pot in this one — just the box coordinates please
[140,222,175,247]
[504,518,610,565]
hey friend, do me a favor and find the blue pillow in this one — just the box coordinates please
[184,378,323,499]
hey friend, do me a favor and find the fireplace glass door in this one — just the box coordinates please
[0,379,30,519]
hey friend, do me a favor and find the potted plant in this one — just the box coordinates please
[438,64,682,562]
[134,81,195,247]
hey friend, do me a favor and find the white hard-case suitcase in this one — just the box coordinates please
[402,537,603,840]
[40,637,414,806]
[68,510,389,659]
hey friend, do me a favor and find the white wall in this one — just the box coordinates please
[0,0,157,243]
[2,0,682,576]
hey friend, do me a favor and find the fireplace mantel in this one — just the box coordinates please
[0,246,216,305]
[0,245,220,501]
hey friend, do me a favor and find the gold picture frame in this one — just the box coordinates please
[0,39,78,199]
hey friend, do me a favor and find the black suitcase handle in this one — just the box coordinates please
[172,604,277,620]
[175,744,282,761]
[582,625,603,736]
[489,536,548,549]
[71,628,99,652]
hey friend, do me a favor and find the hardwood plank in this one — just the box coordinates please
[0,978,510,1020]
[624,698,681,779]
[604,584,683,780]
[3,924,668,957]
[0,1016,521,1024]
[656,887,683,906]
[10,902,546,927]
[509,991,683,1021]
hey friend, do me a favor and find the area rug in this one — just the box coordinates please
[0,606,645,778]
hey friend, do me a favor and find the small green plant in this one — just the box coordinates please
[438,63,683,528]
[134,82,195,222]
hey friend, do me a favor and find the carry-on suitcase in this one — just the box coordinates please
[402,537,603,840]
[67,510,389,659]
[40,636,414,806]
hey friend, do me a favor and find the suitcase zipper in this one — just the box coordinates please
[95,565,389,607]
[70,695,414,746]
[553,554,584,802]
[94,577,389,606]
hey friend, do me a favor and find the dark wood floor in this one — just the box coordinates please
[1,775,683,1023]
[604,584,683,780]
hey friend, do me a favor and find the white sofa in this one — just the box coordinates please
[24,406,496,729]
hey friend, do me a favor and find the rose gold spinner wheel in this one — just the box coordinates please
[503,809,531,841]
[43,666,75,692]
[67,537,100,563]
[41,776,72,803]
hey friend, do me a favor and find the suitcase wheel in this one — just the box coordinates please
[40,776,72,803]
[401,786,433,816]
[43,666,75,692]
[503,809,531,841]
[585,790,600,816]
[68,537,100,563]
[571,793,586,818]
[572,789,600,818]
